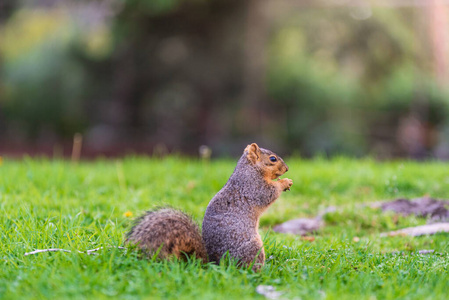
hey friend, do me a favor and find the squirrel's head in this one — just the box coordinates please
[244,143,289,180]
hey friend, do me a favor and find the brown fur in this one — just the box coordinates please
[126,143,292,271]
[126,208,207,262]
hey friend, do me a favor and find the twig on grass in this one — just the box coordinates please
[24,246,126,256]
[24,248,73,256]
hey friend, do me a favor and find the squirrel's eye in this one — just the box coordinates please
[269,156,277,162]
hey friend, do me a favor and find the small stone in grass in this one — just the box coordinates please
[255,285,283,300]
[273,218,323,235]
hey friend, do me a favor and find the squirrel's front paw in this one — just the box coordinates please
[280,178,293,191]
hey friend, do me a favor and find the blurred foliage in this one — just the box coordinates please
[268,8,449,157]
[0,9,87,138]
[1,1,449,157]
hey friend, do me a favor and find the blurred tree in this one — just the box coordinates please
[0,9,87,145]
[80,0,253,153]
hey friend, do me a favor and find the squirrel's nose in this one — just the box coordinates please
[285,165,289,172]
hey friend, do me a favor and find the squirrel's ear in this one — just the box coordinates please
[245,143,261,163]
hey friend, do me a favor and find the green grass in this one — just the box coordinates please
[1,156,449,299]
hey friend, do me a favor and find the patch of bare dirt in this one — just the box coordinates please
[380,196,449,222]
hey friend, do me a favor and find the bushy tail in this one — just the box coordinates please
[126,208,208,262]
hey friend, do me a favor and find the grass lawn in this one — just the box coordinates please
[1,156,449,299]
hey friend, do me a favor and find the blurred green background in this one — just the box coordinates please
[1,0,449,158]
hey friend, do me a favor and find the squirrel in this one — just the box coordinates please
[126,143,293,271]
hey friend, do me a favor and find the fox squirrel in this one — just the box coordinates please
[126,143,292,271]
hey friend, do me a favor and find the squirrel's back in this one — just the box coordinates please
[126,208,207,262]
